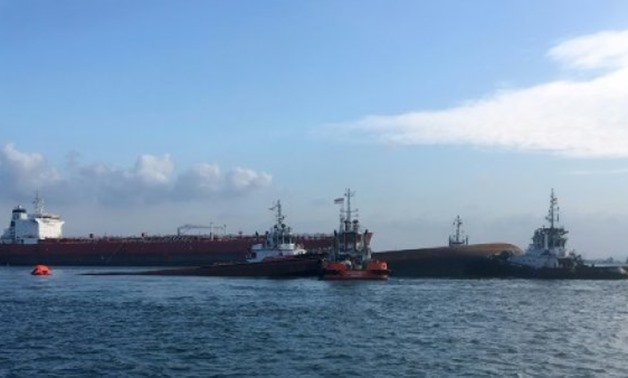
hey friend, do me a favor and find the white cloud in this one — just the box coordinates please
[0,144,272,205]
[324,29,628,158]
[174,164,273,199]
[134,154,174,186]
[175,163,224,199]
[227,167,273,192]
[0,144,63,197]
[548,30,628,70]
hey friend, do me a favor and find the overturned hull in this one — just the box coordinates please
[373,243,522,278]
[85,255,324,278]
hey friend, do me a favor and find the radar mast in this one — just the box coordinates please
[448,215,469,247]
[33,191,44,215]
[546,188,560,229]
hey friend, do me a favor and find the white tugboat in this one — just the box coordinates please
[448,215,469,247]
[248,200,307,262]
[475,189,627,279]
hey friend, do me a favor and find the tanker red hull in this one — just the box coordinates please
[0,235,333,266]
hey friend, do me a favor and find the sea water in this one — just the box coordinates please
[2,267,628,377]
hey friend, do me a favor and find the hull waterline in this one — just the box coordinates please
[84,255,324,278]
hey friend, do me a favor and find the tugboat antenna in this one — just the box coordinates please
[449,215,468,246]
[454,215,462,242]
[340,188,357,226]
[546,189,559,229]
[270,200,285,227]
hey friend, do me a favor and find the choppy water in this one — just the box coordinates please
[2,267,628,377]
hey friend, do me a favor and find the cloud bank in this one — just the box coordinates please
[0,144,272,205]
[325,30,628,158]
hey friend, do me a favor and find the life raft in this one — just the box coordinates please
[31,264,52,276]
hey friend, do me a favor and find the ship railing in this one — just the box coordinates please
[44,234,267,243]
[295,233,333,240]
[39,233,332,244]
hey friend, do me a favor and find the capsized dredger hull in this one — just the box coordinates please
[373,243,522,278]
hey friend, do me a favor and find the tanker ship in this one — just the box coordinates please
[0,194,334,266]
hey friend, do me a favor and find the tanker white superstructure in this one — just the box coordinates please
[1,193,64,245]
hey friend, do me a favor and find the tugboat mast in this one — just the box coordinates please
[449,215,469,246]
[270,200,285,228]
[546,188,559,229]
[269,200,288,245]
[339,188,358,231]
[453,215,462,243]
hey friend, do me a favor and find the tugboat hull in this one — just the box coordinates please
[86,255,324,278]
[320,260,389,281]
[469,258,628,280]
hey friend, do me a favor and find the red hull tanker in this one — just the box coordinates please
[0,195,337,266]
[0,235,334,266]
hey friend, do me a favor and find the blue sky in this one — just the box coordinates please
[2,1,628,258]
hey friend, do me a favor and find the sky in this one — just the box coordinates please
[2,1,628,258]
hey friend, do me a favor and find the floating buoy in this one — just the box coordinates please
[31,264,51,276]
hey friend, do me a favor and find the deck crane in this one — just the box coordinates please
[176,223,226,236]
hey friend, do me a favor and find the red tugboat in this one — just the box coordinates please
[320,189,389,281]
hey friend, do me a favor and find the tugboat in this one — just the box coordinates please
[247,201,307,262]
[320,189,389,280]
[473,189,627,279]
[448,215,469,247]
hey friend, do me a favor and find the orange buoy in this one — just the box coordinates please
[31,264,51,276]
